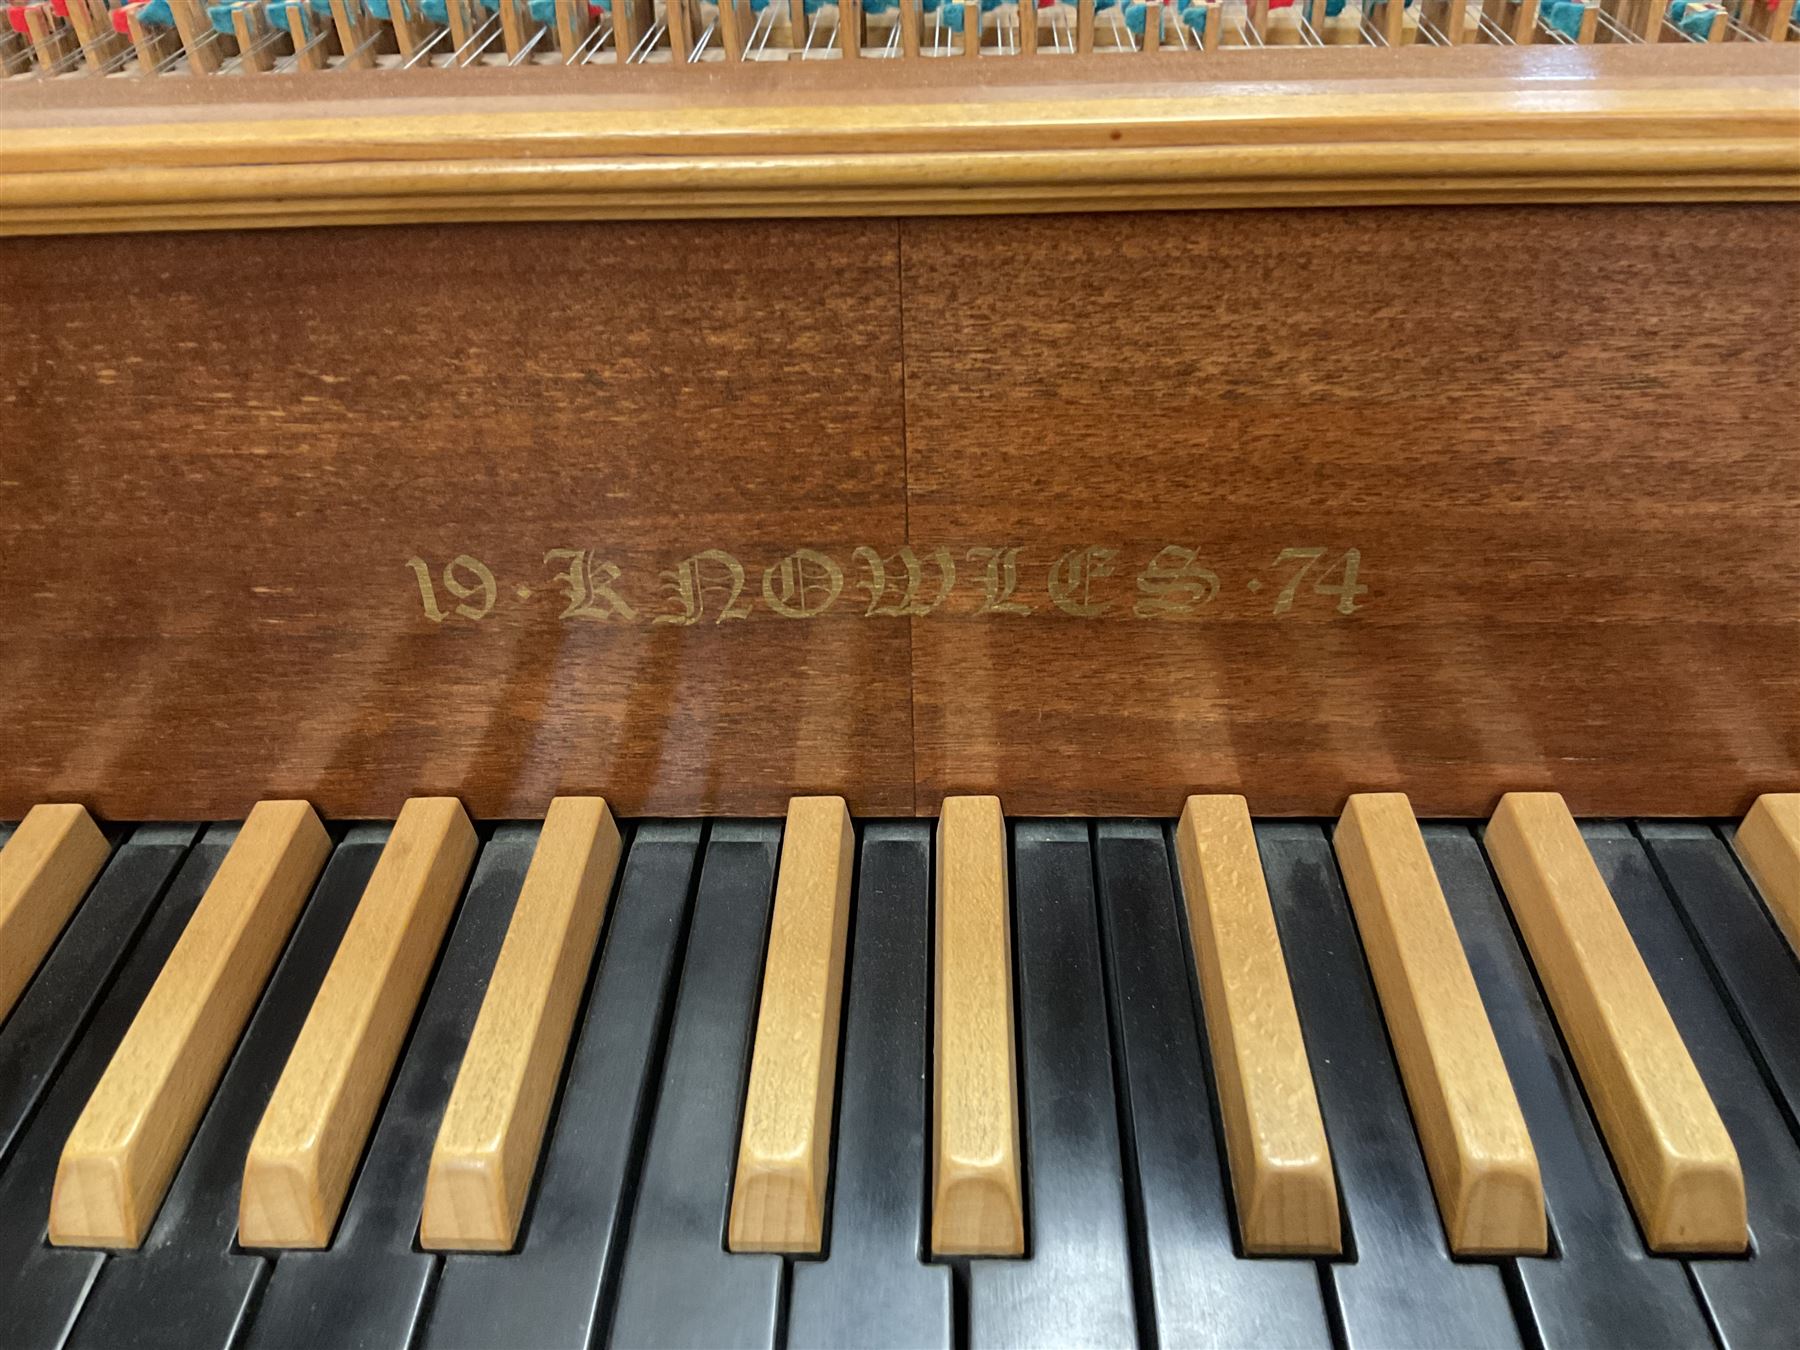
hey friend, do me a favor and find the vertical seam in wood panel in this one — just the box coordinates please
[897,216,920,819]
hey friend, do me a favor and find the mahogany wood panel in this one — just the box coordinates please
[0,219,913,819]
[2,205,1797,820]
[902,204,1800,818]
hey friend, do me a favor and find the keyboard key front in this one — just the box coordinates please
[51,801,331,1250]
[421,799,622,1252]
[1486,793,1745,1254]
[1335,793,1545,1256]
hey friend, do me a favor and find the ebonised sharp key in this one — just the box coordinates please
[1429,825,1713,1350]
[241,825,533,1350]
[60,828,376,1350]
[1093,821,1334,1350]
[1257,822,1521,1350]
[965,820,1137,1350]
[1638,823,1800,1138]
[0,825,195,1171]
[785,821,953,1350]
[421,821,699,1350]
[1586,824,1800,1350]
[0,830,226,1350]
[606,821,783,1350]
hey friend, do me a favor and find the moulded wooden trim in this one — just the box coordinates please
[0,46,1794,235]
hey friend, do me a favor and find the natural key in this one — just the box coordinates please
[1486,792,1744,1254]
[50,801,330,1248]
[241,797,476,1248]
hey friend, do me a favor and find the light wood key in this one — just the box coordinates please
[932,795,1024,1257]
[420,797,622,1251]
[1176,796,1340,1255]
[240,797,476,1248]
[727,796,855,1253]
[1486,792,1745,1253]
[51,800,330,1248]
[1335,793,1545,1255]
[0,803,110,1026]
[1736,794,1800,958]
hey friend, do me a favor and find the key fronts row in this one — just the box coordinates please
[0,792,1793,1261]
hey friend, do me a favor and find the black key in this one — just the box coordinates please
[1,825,195,1169]
[1256,823,1519,1350]
[607,822,783,1350]
[422,823,700,1350]
[1092,821,1333,1350]
[1639,823,1800,1137]
[1585,823,1800,1350]
[244,826,535,1350]
[963,821,1136,1349]
[64,829,382,1350]
[1429,826,1711,1350]
[787,822,952,1350]
[0,830,228,1350]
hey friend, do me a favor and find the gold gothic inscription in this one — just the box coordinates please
[405,545,1368,626]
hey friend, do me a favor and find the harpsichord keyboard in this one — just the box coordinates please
[1,791,1797,1350]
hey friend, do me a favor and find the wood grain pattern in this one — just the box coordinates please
[1174,795,1339,1256]
[903,205,1800,817]
[240,797,476,1248]
[1485,792,1745,1254]
[1334,792,1545,1255]
[931,794,1024,1257]
[727,796,855,1254]
[0,803,109,1025]
[50,801,330,1248]
[420,796,621,1252]
[0,206,1796,819]
[0,218,910,821]
[1736,794,1800,957]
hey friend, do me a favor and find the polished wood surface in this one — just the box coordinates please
[0,803,108,1024]
[0,46,1795,233]
[932,795,1024,1257]
[1175,795,1339,1256]
[903,205,1800,817]
[50,802,330,1248]
[1485,792,1745,1254]
[1,205,1796,820]
[1334,793,1544,1256]
[0,218,911,820]
[729,796,856,1254]
[421,797,622,1252]
[241,797,476,1248]
[1736,795,1800,956]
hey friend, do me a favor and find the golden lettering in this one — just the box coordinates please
[546,548,638,623]
[444,556,498,621]
[1134,545,1220,619]
[967,547,1033,616]
[1048,547,1117,618]
[853,545,957,617]
[1313,549,1368,615]
[406,543,1370,628]
[762,548,844,619]
[405,557,448,624]
[655,550,752,626]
